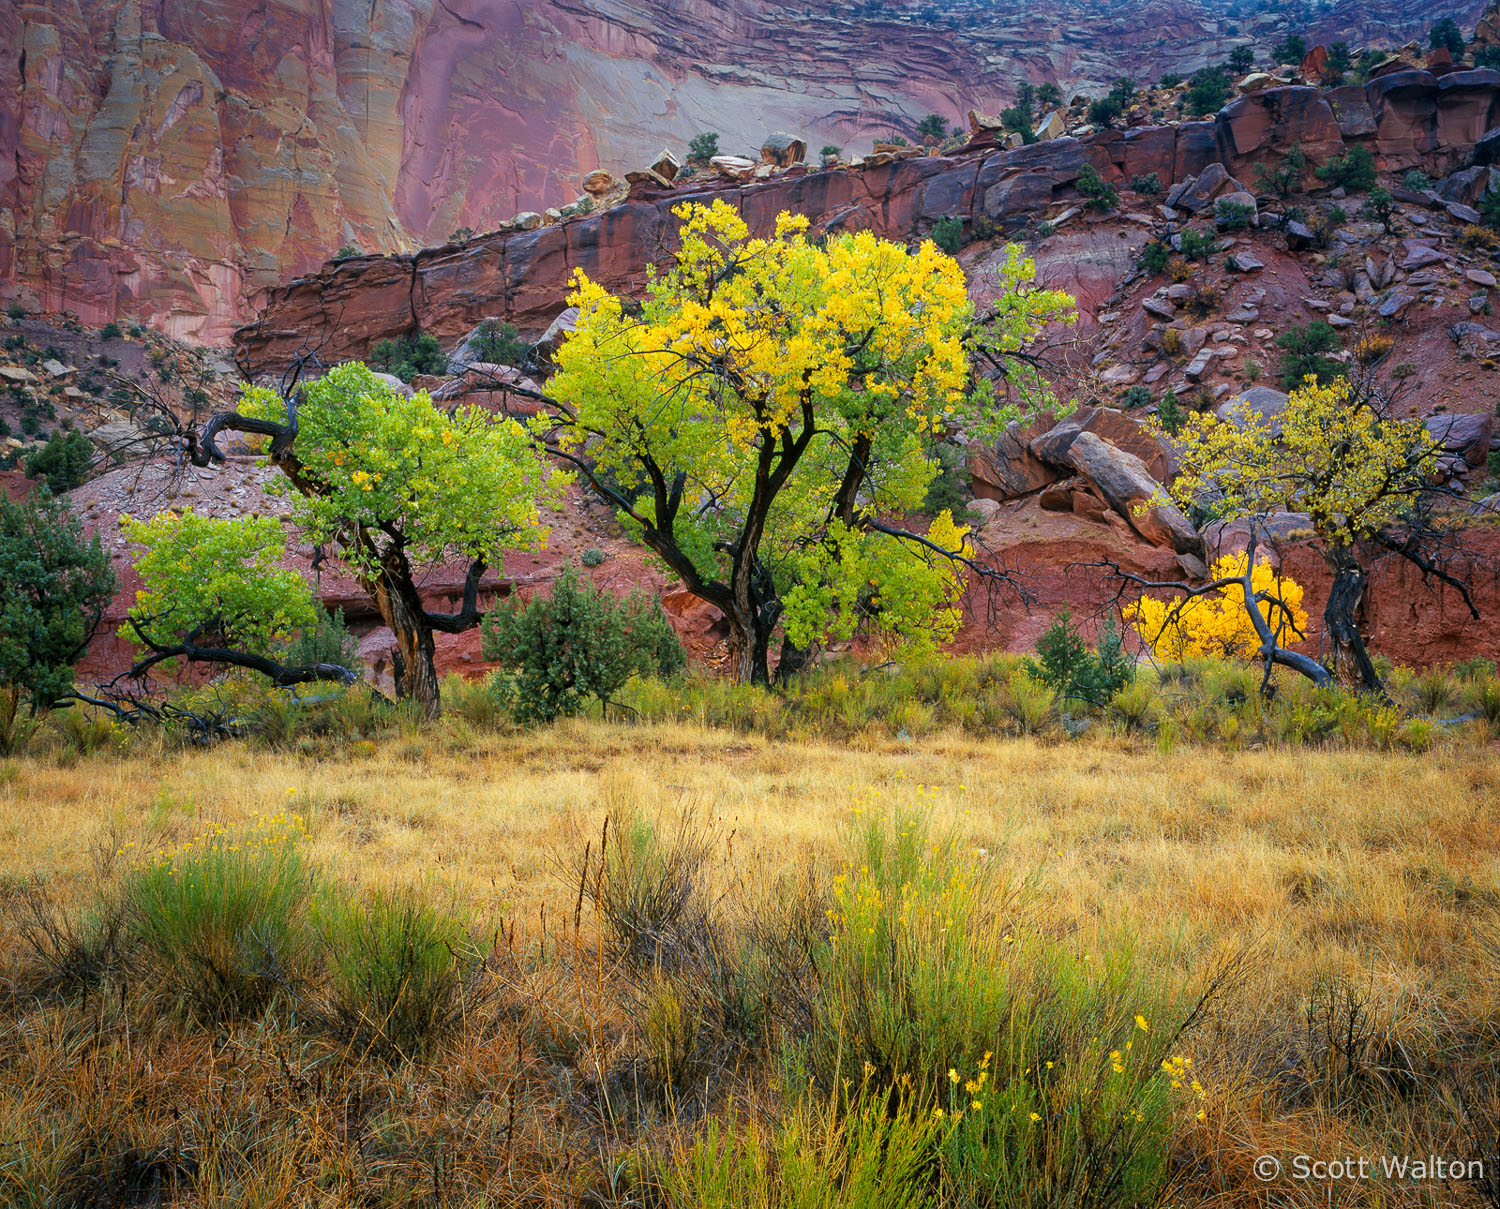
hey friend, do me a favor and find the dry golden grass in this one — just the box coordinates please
[3,721,1498,1206]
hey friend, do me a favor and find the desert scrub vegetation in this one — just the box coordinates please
[2,728,1499,1206]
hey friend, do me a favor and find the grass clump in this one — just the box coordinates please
[314,883,478,1061]
[122,811,316,1021]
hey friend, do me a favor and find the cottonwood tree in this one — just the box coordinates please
[1127,374,1484,692]
[542,200,1075,684]
[120,509,357,688]
[192,362,562,715]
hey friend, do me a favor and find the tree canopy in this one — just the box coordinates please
[545,200,1074,682]
[0,491,116,713]
[194,362,563,713]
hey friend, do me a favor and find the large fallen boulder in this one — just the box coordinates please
[761,133,807,167]
[1427,412,1495,468]
[1027,405,1177,481]
[1065,431,1200,553]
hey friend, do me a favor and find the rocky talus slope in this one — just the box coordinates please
[0,0,1476,340]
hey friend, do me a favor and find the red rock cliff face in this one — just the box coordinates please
[0,0,1477,341]
[236,75,1500,375]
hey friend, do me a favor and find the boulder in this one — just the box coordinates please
[1237,72,1279,94]
[1035,110,1067,141]
[761,132,807,168]
[1064,431,1200,553]
[650,149,681,181]
[1027,405,1177,481]
[710,155,757,180]
[370,372,414,397]
[1215,385,1289,435]
[1427,412,1495,467]
[581,169,616,197]
[969,418,1065,500]
[511,211,542,230]
[1166,161,1239,213]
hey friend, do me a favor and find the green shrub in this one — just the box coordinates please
[1003,670,1057,735]
[1214,198,1255,230]
[334,243,361,259]
[1315,145,1376,193]
[1481,188,1500,232]
[1076,165,1118,212]
[580,546,606,567]
[1157,388,1184,435]
[1272,33,1306,64]
[931,215,964,254]
[791,811,1197,1207]
[1138,240,1172,275]
[1254,143,1307,199]
[367,332,446,382]
[1087,95,1123,129]
[482,565,684,723]
[469,318,527,365]
[315,884,476,1060]
[1359,186,1396,232]
[1121,384,1151,409]
[1028,608,1134,705]
[687,132,720,163]
[280,606,361,672]
[820,144,842,158]
[6,302,27,320]
[921,439,974,522]
[124,815,316,1021]
[593,799,712,968]
[1184,66,1230,116]
[24,430,93,493]
[1130,172,1162,196]
[99,322,122,340]
[1276,320,1342,388]
[1178,229,1216,262]
[1401,169,1432,192]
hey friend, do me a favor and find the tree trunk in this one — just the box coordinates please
[726,611,772,687]
[1323,554,1384,694]
[370,553,442,718]
[776,636,815,685]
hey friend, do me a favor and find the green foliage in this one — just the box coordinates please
[1401,169,1432,191]
[482,565,684,723]
[0,492,115,716]
[1476,44,1500,69]
[1275,321,1342,388]
[124,815,317,1021]
[1429,17,1464,57]
[448,226,475,242]
[6,302,27,320]
[1157,388,1184,436]
[1184,66,1230,117]
[1137,239,1172,275]
[1027,608,1134,705]
[334,243,361,259]
[1227,45,1255,73]
[315,884,475,1060]
[1214,198,1256,230]
[820,144,842,158]
[99,322,122,340]
[1130,172,1162,196]
[1087,95,1123,129]
[1038,82,1063,107]
[280,607,362,672]
[1159,71,1183,88]
[1121,384,1152,410]
[920,439,974,524]
[367,331,447,382]
[1324,42,1352,84]
[24,430,93,493]
[470,318,527,366]
[1273,33,1307,64]
[1075,165,1118,212]
[688,132,721,163]
[931,215,964,254]
[792,811,1190,1206]
[1315,145,1376,193]
[239,363,558,585]
[580,546,607,567]
[1178,229,1217,261]
[1359,186,1396,232]
[917,113,949,142]
[1480,188,1500,231]
[123,510,318,658]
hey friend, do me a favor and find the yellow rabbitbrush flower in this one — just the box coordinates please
[1125,554,1309,662]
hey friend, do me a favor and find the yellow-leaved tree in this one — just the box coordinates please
[1125,554,1308,662]
[1140,373,1478,691]
[544,200,1075,683]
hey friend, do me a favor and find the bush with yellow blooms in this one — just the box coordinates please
[1125,554,1308,662]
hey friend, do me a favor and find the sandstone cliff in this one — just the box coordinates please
[0,0,1478,341]
[236,73,1500,374]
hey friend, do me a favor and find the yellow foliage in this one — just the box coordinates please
[1124,554,1308,661]
[1153,376,1437,548]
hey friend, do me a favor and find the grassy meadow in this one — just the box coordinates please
[1,662,1499,1206]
